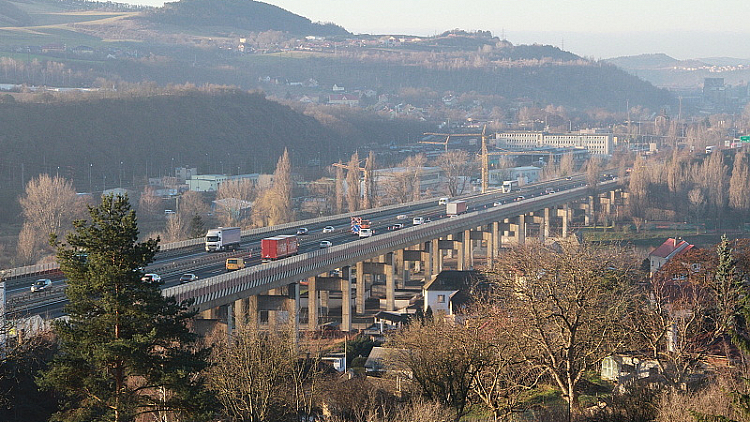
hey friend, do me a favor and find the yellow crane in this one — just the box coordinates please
[422,125,492,193]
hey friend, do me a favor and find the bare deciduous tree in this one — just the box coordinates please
[489,242,639,420]
[207,323,300,422]
[435,150,474,197]
[18,174,83,264]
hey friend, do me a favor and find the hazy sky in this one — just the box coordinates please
[125,0,750,59]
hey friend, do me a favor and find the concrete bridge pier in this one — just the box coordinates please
[356,261,365,315]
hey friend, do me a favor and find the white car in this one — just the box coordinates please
[141,273,162,283]
[358,228,373,238]
[319,240,333,248]
[296,227,309,235]
[179,273,198,284]
[412,217,424,225]
[31,278,52,292]
[396,214,408,220]
[322,226,335,233]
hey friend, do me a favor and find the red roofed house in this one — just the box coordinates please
[328,94,359,106]
[649,238,694,275]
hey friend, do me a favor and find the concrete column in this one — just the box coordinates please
[287,282,299,335]
[424,241,433,279]
[341,267,352,332]
[432,238,440,275]
[308,276,317,330]
[386,253,395,311]
[320,290,329,316]
[396,249,406,289]
[226,303,234,336]
[492,221,500,262]
[544,207,551,239]
[200,307,220,319]
[247,295,258,329]
[457,233,465,271]
[356,261,365,314]
[464,229,472,270]
[562,204,569,238]
[585,195,594,226]
[518,214,526,244]
[234,298,248,326]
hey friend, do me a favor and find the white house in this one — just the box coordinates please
[422,270,483,315]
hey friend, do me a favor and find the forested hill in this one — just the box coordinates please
[0,90,427,202]
[145,0,349,36]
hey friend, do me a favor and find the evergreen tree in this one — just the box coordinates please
[39,194,213,422]
[188,214,205,238]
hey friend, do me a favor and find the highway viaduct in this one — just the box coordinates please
[164,179,626,334]
[2,177,626,335]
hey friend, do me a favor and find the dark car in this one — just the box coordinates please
[31,278,52,292]
[179,273,198,284]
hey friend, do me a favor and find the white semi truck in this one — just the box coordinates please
[205,227,241,252]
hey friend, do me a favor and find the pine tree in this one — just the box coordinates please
[189,214,205,238]
[39,194,213,422]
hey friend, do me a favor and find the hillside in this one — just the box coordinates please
[143,0,349,36]
[0,90,430,222]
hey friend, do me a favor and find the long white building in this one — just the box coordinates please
[496,131,614,155]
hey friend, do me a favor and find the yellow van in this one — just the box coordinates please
[226,257,246,272]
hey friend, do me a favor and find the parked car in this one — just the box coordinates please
[141,273,162,282]
[322,226,335,233]
[296,227,309,235]
[319,240,333,248]
[179,273,198,284]
[30,278,52,292]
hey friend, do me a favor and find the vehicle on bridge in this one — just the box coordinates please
[261,235,299,261]
[205,227,241,252]
[30,278,52,292]
[226,257,246,272]
[359,228,373,238]
[446,200,467,217]
[350,217,372,235]
[319,240,332,248]
[179,273,198,284]
[413,217,424,225]
[141,273,161,283]
[322,226,335,233]
[438,197,450,205]
[502,180,518,193]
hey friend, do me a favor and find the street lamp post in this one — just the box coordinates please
[89,163,92,193]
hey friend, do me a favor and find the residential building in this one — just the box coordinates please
[422,270,483,315]
[328,94,359,106]
[649,238,694,275]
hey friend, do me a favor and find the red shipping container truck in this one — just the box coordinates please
[261,234,299,261]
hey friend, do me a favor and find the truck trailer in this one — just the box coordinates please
[261,234,299,261]
[446,200,468,217]
[205,227,241,252]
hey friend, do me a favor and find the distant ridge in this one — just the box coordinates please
[605,53,678,69]
[145,0,349,36]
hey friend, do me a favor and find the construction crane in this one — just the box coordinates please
[422,125,492,193]
[420,134,452,151]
